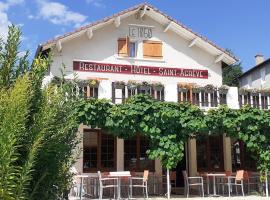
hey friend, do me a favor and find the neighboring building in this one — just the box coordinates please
[239,55,270,109]
[239,55,270,89]
[37,3,256,191]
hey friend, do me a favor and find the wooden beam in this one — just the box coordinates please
[188,37,199,48]
[215,53,225,63]
[164,21,172,32]
[114,16,121,28]
[140,5,147,18]
[86,29,93,39]
[56,40,62,52]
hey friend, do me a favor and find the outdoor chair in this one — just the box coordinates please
[244,171,260,194]
[182,170,204,198]
[228,170,245,197]
[97,171,118,199]
[129,170,149,199]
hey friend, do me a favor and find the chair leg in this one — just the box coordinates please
[129,185,132,199]
[241,182,245,197]
[145,186,149,199]
[202,184,204,197]
[99,187,103,200]
[187,185,189,198]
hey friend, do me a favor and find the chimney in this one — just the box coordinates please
[255,54,264,65]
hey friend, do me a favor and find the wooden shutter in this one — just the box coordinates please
[143,40,162,59]
[118,37,129,57]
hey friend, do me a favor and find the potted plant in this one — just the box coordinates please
[204,84,215,93]
[238,88,249,95]
[88,79,99,88]
[249,88,259,96]
[178,83,189,92]
[127,80,138,90]
[114,81,125,89]
[218,85,229,94]
[152,82,164,91]
[261,88,270,96]
[192,84,202,93]
[138,81,151,91]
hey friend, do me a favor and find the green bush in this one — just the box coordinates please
[0,25,80,200]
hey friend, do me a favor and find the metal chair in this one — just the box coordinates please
[228,170,245,197]
[129,170,149,199]
[182,170,204,198]
[244,171,260,194]
[97,171,118,199]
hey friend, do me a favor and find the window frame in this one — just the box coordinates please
[197,135,224,172]
[124,135,155,172]
[83,129,117,173]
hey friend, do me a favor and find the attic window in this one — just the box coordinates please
[118,37,137,58]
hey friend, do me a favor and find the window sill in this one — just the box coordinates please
[116,56,166,63]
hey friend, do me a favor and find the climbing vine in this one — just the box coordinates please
[74,94,270,176]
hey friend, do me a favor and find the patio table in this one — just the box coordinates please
[108,171,131,199]
[205,173,226,196]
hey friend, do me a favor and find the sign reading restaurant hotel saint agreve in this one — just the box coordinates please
[73,61,208,79]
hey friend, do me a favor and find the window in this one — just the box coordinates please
[129,42,136,58]
[197,135,224,172]
[219,93,227,105]
[231,139,256,171]
[118,38,137,58]
[118,38,129,57]
[201,91,209,107]
[83,129,116,172]
[112,82,164,102]
[252,94,260,108]
[239,93,251,107]
[76,84,98,99]
[124,135,154,171]
[192,92,200,106]
[143,40,162,59]
[210,91,218,107]
[261,95,269,109]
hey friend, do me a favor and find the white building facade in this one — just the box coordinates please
[39,3,257,190]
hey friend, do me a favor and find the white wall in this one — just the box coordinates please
[47,13,223,101]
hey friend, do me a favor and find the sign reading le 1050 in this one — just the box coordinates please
[128,26,152,39]
[73,61,208,79]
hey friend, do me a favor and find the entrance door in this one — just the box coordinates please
[197,135,224,172]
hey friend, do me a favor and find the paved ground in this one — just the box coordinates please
[69,195,270,200]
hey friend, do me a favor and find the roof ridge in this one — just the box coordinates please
[41,2,238,62]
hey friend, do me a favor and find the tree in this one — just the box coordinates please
[222,62,243,87]
[0,25,80,200]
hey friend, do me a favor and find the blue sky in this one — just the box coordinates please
[1,0,270,71]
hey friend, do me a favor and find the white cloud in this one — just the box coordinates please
[86,0,105,8]
[0,0,25,41]
[37,0,87,27]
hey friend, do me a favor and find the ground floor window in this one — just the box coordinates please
[231,139,256,171]
[124,135,154,171]
[197,135,224,172]
[83,129,116,172]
